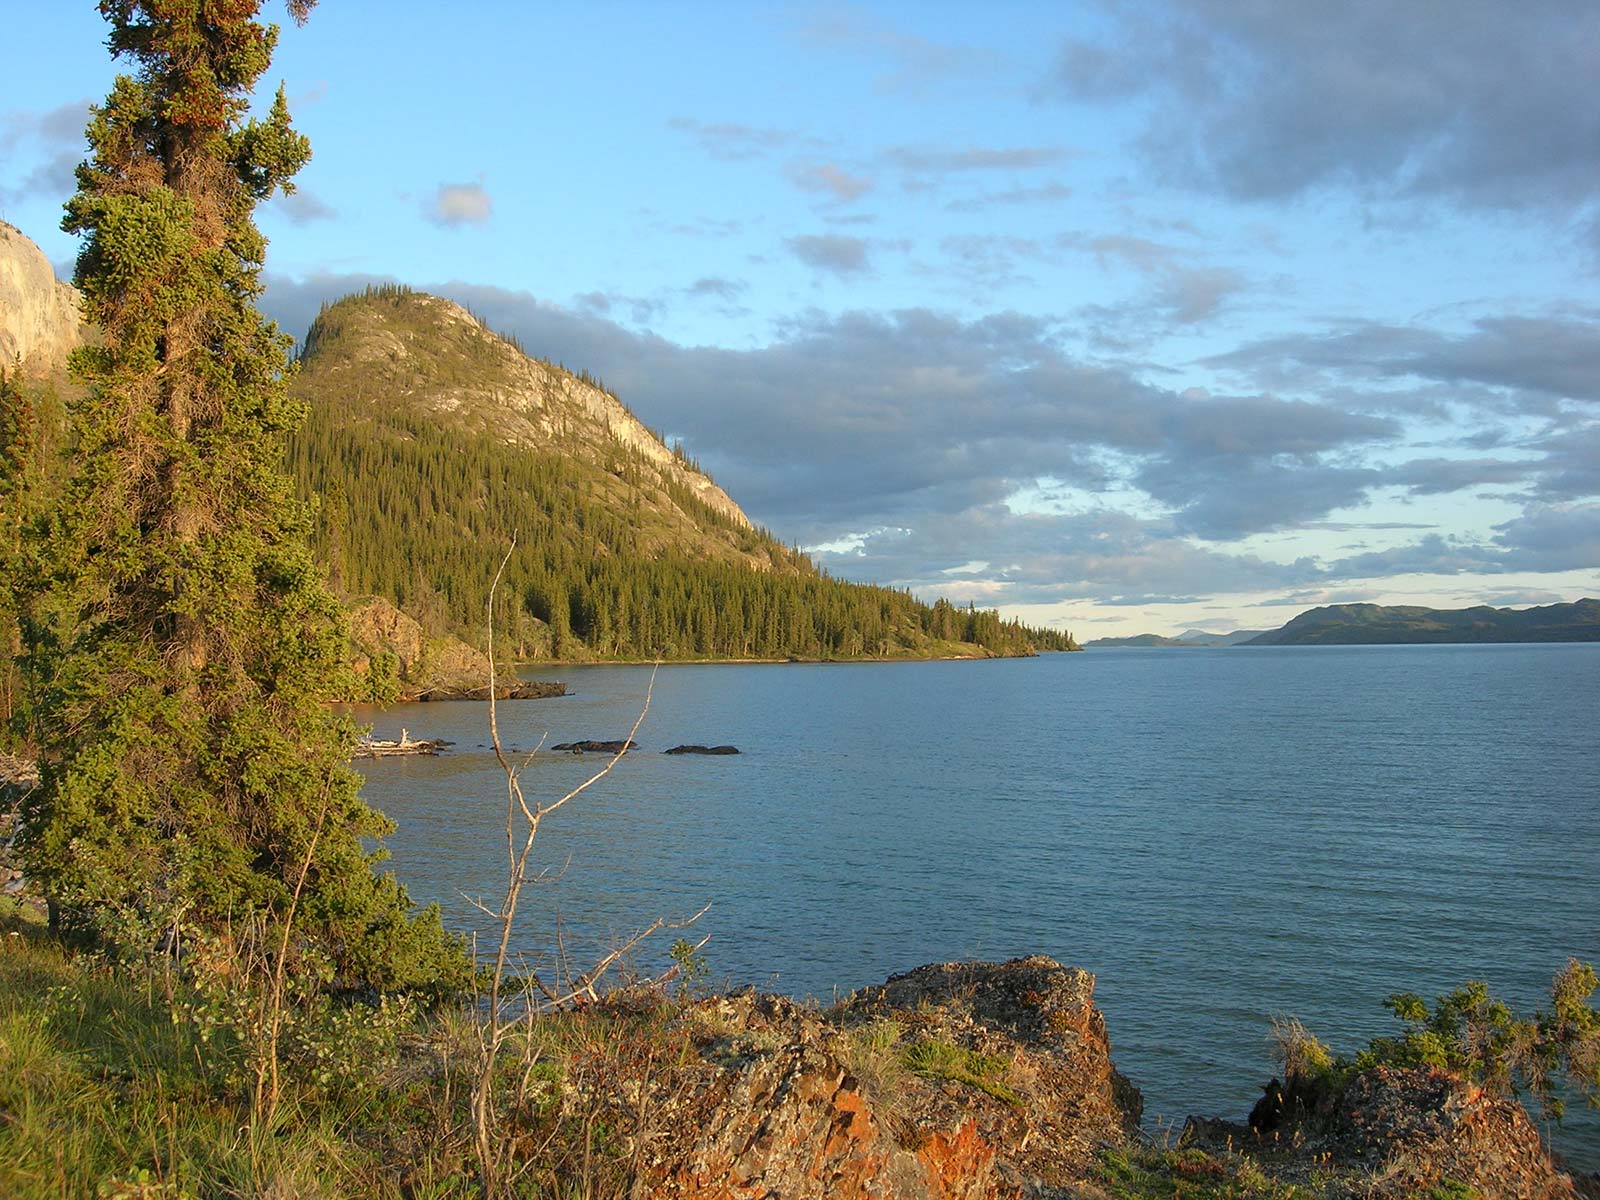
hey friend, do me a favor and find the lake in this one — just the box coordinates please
[352,644,1600,1166]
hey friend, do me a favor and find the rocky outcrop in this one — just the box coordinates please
[840,957,1143,1187]
[584,957,1141,1199]
[347,596,565,702]
[0,222,90,377]
[1193,1064,1581,1199]
[505,680,568,700]
[1335,1067,1578,1199]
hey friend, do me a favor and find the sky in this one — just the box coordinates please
[3,1,1598,638]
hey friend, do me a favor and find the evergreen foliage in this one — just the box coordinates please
[12,1,467,991]
[1275,961,1600,1122]
[0,367,73,747]
[285,292,1078,662]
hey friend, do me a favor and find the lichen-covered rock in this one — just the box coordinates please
[842,956,1144,1191]
[603,958,1139,1199]
[1189,1064,1581,1200]
[1336,1066,1578,1200]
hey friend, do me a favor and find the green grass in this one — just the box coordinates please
[899,1036,1024,1106]
[0,910,480,1199]
[1094,1146,1321,1199]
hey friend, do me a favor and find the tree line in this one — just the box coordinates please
[284,399,1077,660]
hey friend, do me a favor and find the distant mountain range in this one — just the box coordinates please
[1089,600,1600,648]
[1086,629,1265,648]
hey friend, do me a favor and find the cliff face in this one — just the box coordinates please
[347,596,555,701]
[0,222,88,377]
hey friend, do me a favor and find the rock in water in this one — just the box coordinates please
[506,681,567,700]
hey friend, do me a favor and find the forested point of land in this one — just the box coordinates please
[284,288,1078,663]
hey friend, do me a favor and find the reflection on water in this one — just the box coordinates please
[353,645,1600,1166]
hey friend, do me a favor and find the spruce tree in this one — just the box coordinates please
[17,0,467,991]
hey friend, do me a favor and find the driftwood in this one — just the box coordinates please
[354,729,452,758]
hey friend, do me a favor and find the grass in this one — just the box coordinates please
[0,897,708,1199]
[0,908,481,1198]
[1094,1146,1327,1199]
[899,1036,1024,1107]
[840,1018,909,1099]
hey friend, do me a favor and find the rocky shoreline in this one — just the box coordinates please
[609,955,1594,1199]
[1,759,1593,1197]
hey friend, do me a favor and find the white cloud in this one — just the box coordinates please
[428,182,492,228]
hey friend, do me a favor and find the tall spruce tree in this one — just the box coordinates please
[17,0,467,991]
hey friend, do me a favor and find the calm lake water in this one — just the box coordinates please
[353,645,1600,1166]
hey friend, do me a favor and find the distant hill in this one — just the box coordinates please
[285,286,1077,665]
[1087,629,1264,648]
[1174,629,1265,646]
[1241,599,1600,645]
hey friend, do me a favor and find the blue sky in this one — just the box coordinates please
[4,1,1598,637]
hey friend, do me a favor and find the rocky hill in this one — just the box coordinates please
[1,224,1074,672]
[293,286,753,547]
[1243,598,1600,645]
[285,286,1073,663]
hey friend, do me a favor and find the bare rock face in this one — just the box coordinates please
[347,597,485,701]
[602,958,1141,1199]
[349,596,426,674]
[0,222,89,377]
[346,596,565,702]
